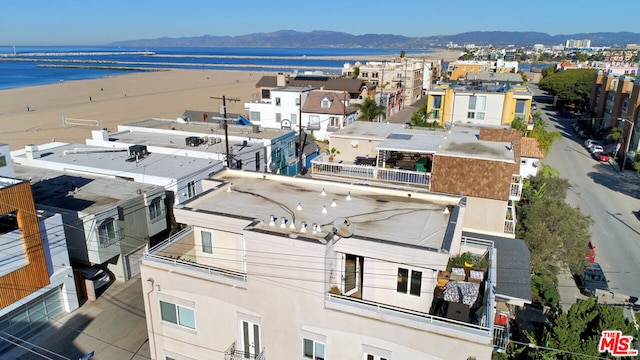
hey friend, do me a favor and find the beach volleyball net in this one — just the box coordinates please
[62,116,103,129]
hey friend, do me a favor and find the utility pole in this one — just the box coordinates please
[298,93,303,174]
[211,95,240,168]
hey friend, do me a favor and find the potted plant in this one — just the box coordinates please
[326,147,340,162]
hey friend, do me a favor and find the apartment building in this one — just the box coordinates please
[588,71,640,157]
[342,58,424,107]
[86,116,306,175]
[14,165,168,282]
[424,82,534,127]
[140,170,529,360]
[446,60,519,81]
[311,122,527,237]
[0,149,79,352]
[244,87,357,142]
[11,142,222,205]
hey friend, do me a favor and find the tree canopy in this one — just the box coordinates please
[353,97,386,121]
[538,69,596,112]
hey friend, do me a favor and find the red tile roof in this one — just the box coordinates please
[520,137,544,158]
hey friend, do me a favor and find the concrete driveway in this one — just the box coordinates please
[9,275,150,360]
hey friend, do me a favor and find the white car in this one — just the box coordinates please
[590,145,604,154]
[584,139,600,149]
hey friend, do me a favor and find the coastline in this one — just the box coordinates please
[0,49,461,151]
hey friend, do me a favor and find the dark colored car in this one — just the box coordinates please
[580,262,609,296]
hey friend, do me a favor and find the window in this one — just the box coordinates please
[303,338,325,360]
[321,98,331,108]
[515,99,526,115]
[468,95,486,120]
[187,181,196,198]
[201,231,212,254]
[295,97,300,106]
[0,155,5,167]
[396,267,422,296]
[276,113,282,123]
[366,355,388,360]
[255,152,261,170]
[250,111,261,122]
[291,113,297,124]
[431,95,442,109]
[329,117,340,128]
[428,109,440,119]
[159,301,195,329]
[275,97,281,106]
[98,218,120,247]
[308,115,320,129]
[149,197,165,220]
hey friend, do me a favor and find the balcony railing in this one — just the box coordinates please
[224,341,265,360]
[493,325,509,352]
[509,174,522,201]
[145,226,247,282]
[311,155,431,190]
[504,200,517,234]
[325,293,492,338]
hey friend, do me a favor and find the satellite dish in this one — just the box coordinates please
[269,162,278,171]
[333,217,354,238]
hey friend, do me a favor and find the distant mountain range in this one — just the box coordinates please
[108,30,640,48]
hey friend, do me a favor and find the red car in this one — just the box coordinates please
[592,151,610,162]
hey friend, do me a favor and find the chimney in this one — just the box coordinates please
[25,144,39,162]
[277,72,286,87]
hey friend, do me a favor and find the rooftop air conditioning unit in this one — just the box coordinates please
[128,145,148,158]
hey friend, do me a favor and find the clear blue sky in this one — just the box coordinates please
[1,0,637,46]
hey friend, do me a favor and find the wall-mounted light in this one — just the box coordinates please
[321,188,326,196]
[331,199,337,207]
[297,203,303,211]
[322,205,328,214]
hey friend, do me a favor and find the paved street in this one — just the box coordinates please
[7,276,150,360]
[532,85,640,304]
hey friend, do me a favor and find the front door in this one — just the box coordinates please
[241,320,261,359]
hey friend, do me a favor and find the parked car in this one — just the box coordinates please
[589,145,604,154]
[79,266,111,290]
[580,262,609,296]
[531,101,537,110]
[577,130,589,139]
[584,139,600,149]
[592,151,610,162]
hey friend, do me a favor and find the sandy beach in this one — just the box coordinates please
[0,50,460,151]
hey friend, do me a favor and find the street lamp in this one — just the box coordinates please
[617,117,636,172]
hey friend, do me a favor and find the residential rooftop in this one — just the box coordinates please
[0,177,22,190]
[331,122,516,162]
[11,142,221,180]
[13,165,163,213]
[122,118,295,141]
[181,170,463,251]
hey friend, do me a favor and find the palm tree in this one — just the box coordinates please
[353,97,386,122]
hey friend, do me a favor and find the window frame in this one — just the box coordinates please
[303,338,325,360]
[396,267,422,296]
[275,97,281,107]
[149,197,165,221]
[201,230,213,254]
[159,300,196,330]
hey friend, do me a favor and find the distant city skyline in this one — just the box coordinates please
[1,0,638,46]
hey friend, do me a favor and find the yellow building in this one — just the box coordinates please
[425,82,533,127]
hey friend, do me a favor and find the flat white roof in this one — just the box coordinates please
[13,165,164,214]
[182,170,463,250]
[0,177,22,190]
[11,142,222,180]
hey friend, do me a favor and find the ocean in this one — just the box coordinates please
[0,46,432,91]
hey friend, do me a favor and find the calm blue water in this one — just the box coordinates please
[0,46,431,91]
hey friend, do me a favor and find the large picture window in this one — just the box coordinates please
[98,218,120,247]
[149,197,165,220]
[160,300,195,330]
